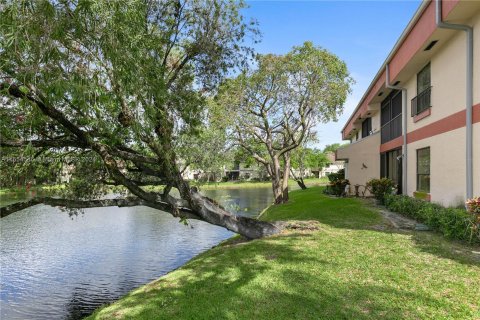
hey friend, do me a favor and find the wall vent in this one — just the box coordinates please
[424,40,438,51]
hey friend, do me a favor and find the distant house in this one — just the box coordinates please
[289,152,344,179]
[311,152,345,178]
[322,152,345,177]
[181,166,219,182]
[182,154,344,182]
[224,162,269,181]
[180,166,200,181]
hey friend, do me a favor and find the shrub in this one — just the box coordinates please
[466,197,480,214]
[466,197,480,239]
[330,179,350,196]
[324,169,349,197]
[326,169,345,182]
[250,176,270,182]
[366,178,396,204]
[384,194,480,243]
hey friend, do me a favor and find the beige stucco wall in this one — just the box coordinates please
[406,122,480,207]
[402,12,479,132]
[406,127,467,207]
[337,132,380,195]
[401,11,480,206]
[403,11,480,206]
[405,29,467,132]
[474,122,480,199]
[472,12,480,105]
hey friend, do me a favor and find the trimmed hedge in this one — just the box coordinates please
[384,194,479,243]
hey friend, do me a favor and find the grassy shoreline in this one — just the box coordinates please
[0,184,65,196]
[196,177,328,190]
[0,178,328,196]
[87,187,480,320]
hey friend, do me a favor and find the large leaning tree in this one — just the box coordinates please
[215,43,353,204]
[0,0,281,239]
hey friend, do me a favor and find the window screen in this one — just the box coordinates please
[417,147,430,192]
[417,63,431,94]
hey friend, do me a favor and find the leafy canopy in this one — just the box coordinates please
[0,0,255,195]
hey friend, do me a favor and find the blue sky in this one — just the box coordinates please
[243,0,422,149]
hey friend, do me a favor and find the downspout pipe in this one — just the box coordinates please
[386,64,408,195]
[435,0,474,200]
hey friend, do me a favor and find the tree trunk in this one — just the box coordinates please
[189,191,281,239]
[164,151,282,239]
[286,149,308,191]
[296,179,307,190]
[281,154,290,202]
[272,174,284,204]
[298,155,307,190]
[271,156,286,204]
[150,129,282,239]
[289,167,307,190]
[0,194,282,239]
[178,174,281,238]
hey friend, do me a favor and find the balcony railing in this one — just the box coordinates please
[411,86,431,116]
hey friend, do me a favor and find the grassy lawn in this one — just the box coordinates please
[87,187,480,320]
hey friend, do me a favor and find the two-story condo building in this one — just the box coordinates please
[336,0,479,206]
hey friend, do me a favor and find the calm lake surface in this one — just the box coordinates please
[0,187,274,320]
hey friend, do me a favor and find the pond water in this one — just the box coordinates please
[0,187,274,320]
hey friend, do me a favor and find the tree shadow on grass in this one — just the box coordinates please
[359,202,480,266]
[274,194,480,267]
[90,234,461,320]
[407,230,480,264]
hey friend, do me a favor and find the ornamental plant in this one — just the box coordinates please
[324,169,349,196]
[366,178,396,204]
[466,197,480,214]
[466,197,480,241]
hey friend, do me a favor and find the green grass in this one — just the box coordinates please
[260,187,381,228]
[87,187,480,320]
[0,184,65,196]
[196,177,328,190]
[0,178,328,196]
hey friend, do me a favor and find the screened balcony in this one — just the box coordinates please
[380,90,402,144]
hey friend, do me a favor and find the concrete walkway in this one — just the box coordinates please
[378,208,431,230]
[361,198,431,231]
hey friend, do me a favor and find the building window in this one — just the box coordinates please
[381,90,402,143]
[361,118,372,138]
[412,63,431,116]
[355,131,358,141]
[417,147,430,192]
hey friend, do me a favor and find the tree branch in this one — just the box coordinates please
[0,138,86,149]
[0,196,197,219]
